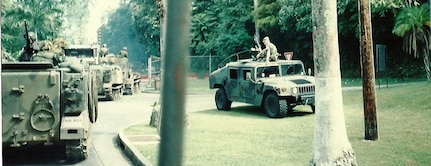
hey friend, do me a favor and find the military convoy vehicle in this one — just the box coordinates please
[115,57,141,95]
[209,57,315,118]
[2,60,98,161]
[100,55,141,96]
[100,54,125,100]
[64,45,127,101]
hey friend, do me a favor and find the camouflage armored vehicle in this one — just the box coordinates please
[100,54,125,100]
[115,57,141,95]
[2,60,98,161]
[209,58,315,118]
[100,54,141,95]
[64,45,104,102]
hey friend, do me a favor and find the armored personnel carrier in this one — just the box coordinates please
[64,45,103,102]
[2,60,98,161]
[209,57,315,118]
[115,57,141,95]
[100,54,125,100]
[100,53,141,96]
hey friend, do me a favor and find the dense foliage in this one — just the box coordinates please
[99,1,147,72]
[2,0,429,79]
[1,0,90,55]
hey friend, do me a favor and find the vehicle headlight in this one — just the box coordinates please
[292,87,298,94]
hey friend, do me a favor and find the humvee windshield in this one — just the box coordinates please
[281,64,304,76]
[256,63,304,78]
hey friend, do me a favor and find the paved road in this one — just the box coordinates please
[2,90,231,165]
[3,92,160,166]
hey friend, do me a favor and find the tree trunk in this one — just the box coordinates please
[158,0,190,165]
[310,0,357,165]
[359,0,379,140]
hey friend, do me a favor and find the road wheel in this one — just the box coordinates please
[264,93,287,118]
[65,139,88,163]
[215,88,232,110]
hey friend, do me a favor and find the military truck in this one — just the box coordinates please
[2,60,98,161]
[209,58,315,118]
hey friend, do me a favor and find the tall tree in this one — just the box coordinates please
[359,0,379,141]
[130,0,161,56]
[310,0,357,165]
[1,0,87,54]
[393,2,430,80]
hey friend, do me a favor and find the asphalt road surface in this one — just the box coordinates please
[3,92,159,166]
[2,90,232,165]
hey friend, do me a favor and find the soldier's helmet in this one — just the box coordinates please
[262,36,270,43]
[25,32,37,41]
[122,47,127,51]
[40,40,52,51]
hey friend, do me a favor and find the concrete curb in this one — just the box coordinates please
[118,122,153,166]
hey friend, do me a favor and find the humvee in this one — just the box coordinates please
[209,58,315,118]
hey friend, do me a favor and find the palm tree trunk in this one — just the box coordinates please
[310,0,357,165]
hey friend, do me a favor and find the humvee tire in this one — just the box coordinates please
[215,88,232,110]
[263,93,287,118]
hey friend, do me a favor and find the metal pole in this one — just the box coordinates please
[209,54,211,74]
[359,0,378,140]
[148,56,152,87]
[158,0,190,165]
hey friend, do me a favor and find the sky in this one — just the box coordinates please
[85,0,121,43]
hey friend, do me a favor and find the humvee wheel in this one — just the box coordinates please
[263,93,287,118]
[215,88,232,110]
[65,139,88,162]
[310,104,315,113]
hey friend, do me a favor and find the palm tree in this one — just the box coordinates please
[393,2,430,81]
[310,0,357,165]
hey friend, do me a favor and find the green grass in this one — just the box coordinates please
[126,80,431,165]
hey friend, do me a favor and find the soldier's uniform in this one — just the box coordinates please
[31,40,55,63]
[257,36,279,62]
[119,47,128,58]
[100,44,109,57]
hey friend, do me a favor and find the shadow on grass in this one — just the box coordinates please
[196,105,314,119]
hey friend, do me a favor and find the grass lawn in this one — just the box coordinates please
[126,79,431,165]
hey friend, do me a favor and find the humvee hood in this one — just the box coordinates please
[260,76,314,87]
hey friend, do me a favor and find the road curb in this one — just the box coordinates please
[118,122,153,166]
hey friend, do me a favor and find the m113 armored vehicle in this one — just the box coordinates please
[209,56,315,118]
[99,54,125,100]
[2,59,98,161]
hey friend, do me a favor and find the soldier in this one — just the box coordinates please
[31,40,56,64]
[256,36,279,62]
[52,38,67,64]
[119,47,128,58]
[100,44,109,57]
[18,31,40,61]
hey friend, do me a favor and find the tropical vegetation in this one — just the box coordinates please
[2,0,429,80]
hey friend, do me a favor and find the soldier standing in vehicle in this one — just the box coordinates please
[256,36,279,62]
[119,47,128,58]
[100,44,109,57]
